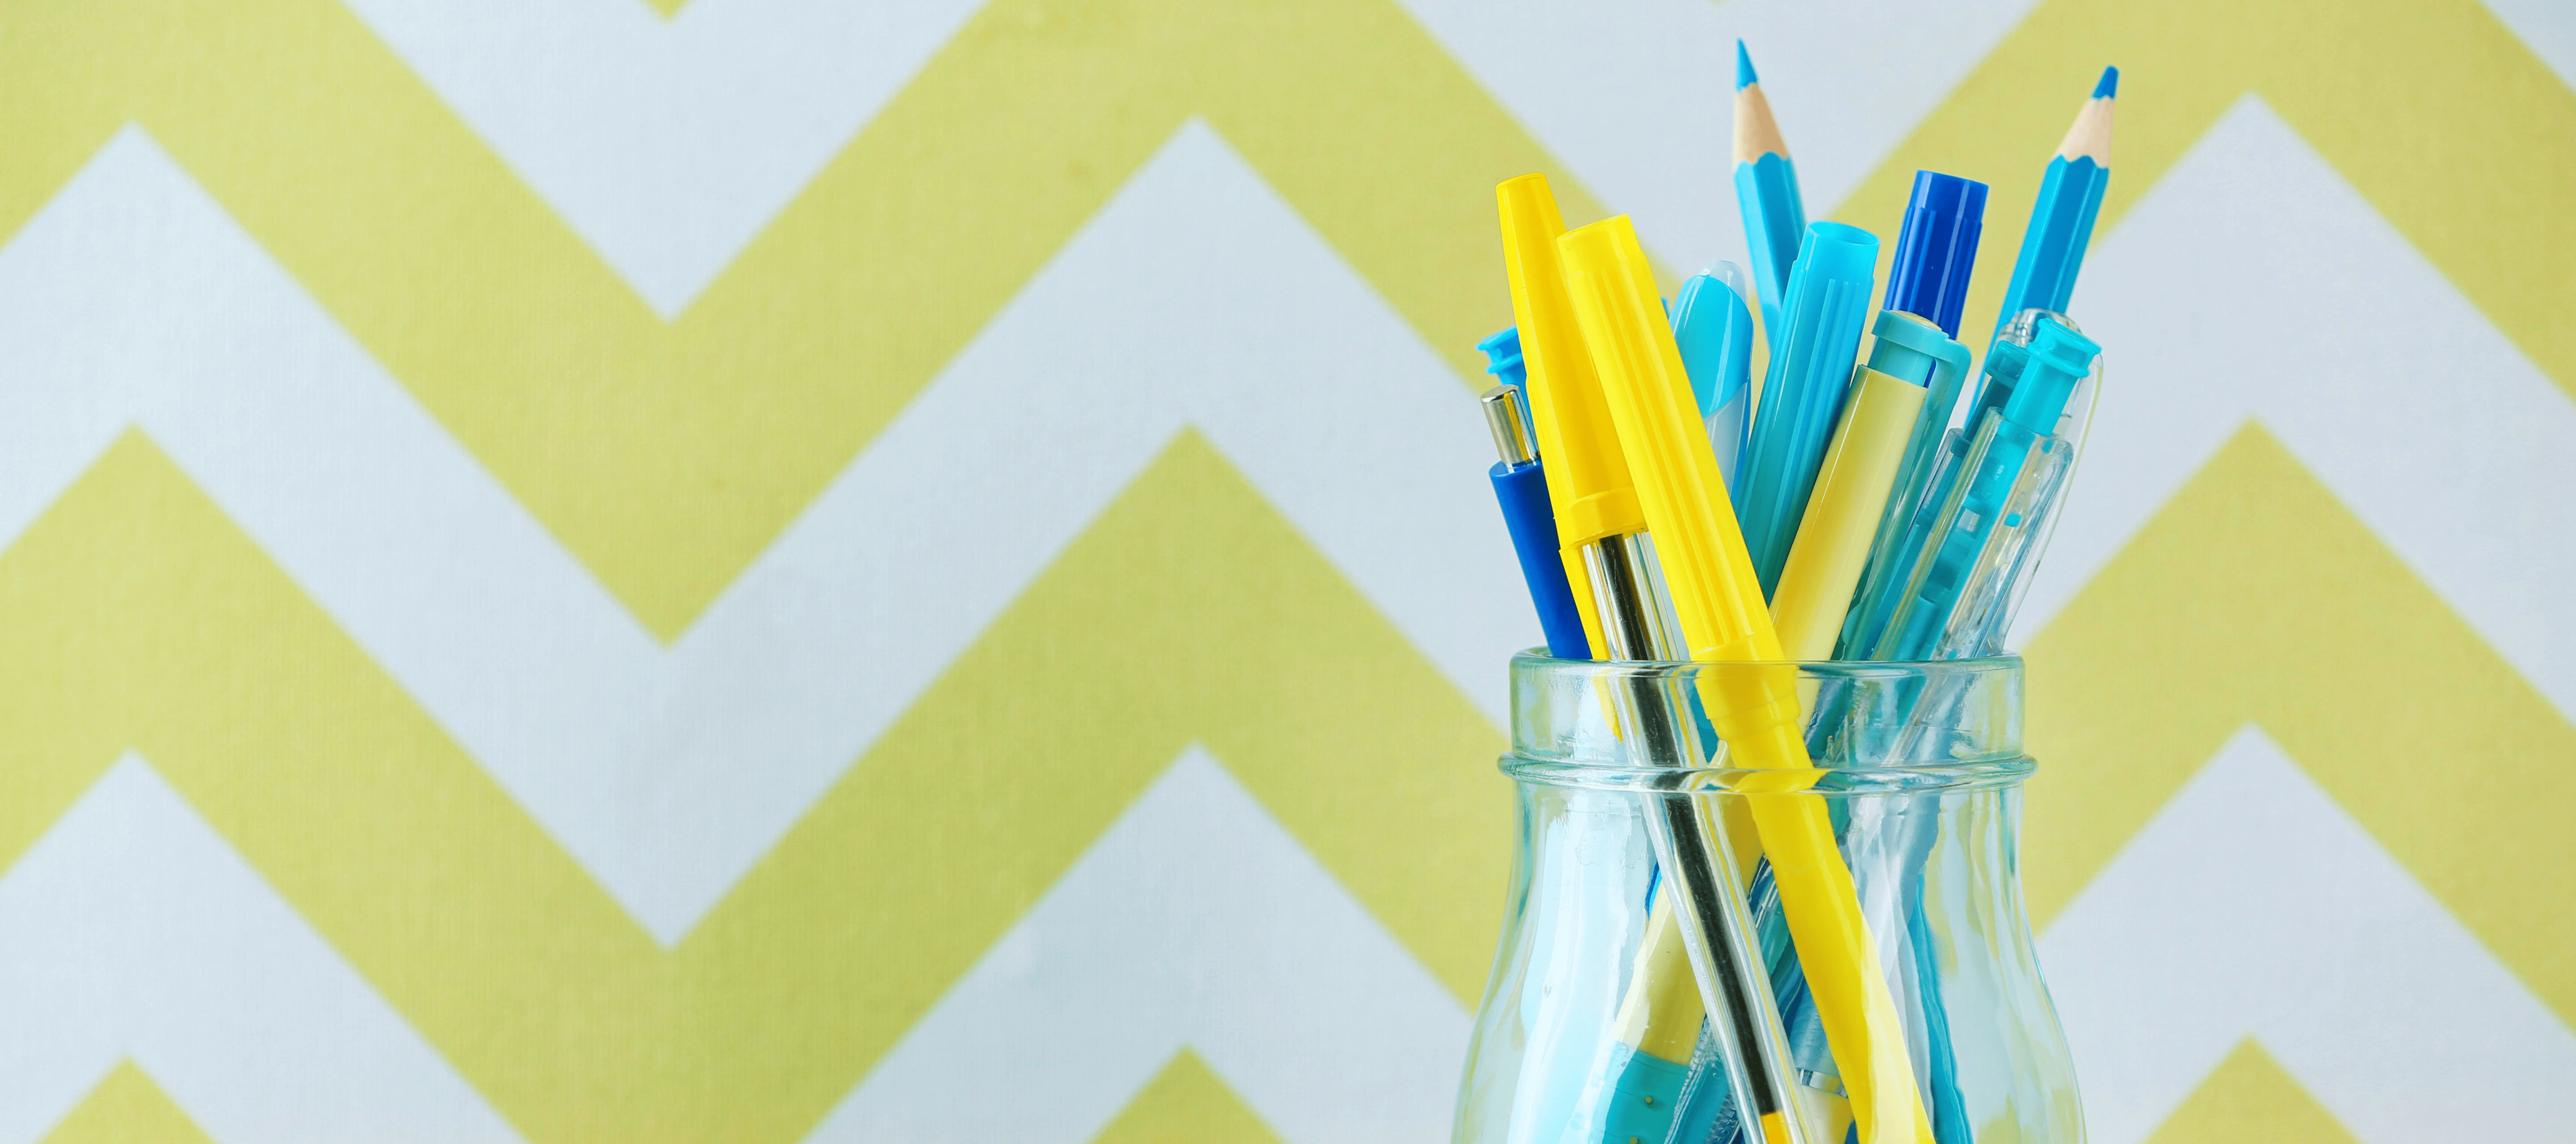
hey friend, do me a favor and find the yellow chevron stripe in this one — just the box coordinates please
[40,1063,212,1144]
[0,0,1603,635]
[1832,0,2576,395]
[0,431,1503,1144]
[1092,1050,1287,1144]
[2022,425,2576,1025]
[2141,1040,2361,1144]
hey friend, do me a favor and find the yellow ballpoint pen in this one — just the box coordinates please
[1559,214,1937,1144]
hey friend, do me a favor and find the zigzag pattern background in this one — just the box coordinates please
[0,0,2568,1141]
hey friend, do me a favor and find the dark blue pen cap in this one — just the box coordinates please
[1477,327,1527,388]
[1884,171,1988,339]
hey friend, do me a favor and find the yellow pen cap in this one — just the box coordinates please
[1770,364,1929,660]
[1554,215,1799,748]
[1496,176,1645,551]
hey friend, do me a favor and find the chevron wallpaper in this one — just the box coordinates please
[0,0,2566,1141]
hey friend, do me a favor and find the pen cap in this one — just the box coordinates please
[1669,268,1757,418]
[1883,171,1988,339]
[1555,216,1803,743]
[1477,327,1528,390]
[1498,175,1644,547]
[2002,319,2099,435]
[1862,310,1968,393]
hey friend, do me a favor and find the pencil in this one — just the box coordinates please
[1733,40,1807,340]
[1992,66,2115,339]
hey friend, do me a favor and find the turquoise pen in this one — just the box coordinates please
[1871,318,2100,661]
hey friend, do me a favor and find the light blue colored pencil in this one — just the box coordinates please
[1732,41,1806,342]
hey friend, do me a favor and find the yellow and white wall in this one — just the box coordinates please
[0,1,2567,1141]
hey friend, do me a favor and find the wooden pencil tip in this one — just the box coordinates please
[2093,66,2118,100]
[1735,40,1758,92]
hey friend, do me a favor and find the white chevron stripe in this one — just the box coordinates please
[338,0,987,315]
[813,746,1469,1144]
[2040,726,2576,1143]
[1394,0,2038,270]
[0,755,521,1144]
[2016,96,2576,726]
[0,121,1524,941]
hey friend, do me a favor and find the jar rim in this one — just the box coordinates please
[1507,650,2028,790]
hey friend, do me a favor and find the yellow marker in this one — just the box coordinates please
[1771,346,1931,659]
[1559,214,1936,1144]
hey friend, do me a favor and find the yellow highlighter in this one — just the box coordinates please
[1771,319,1936,660]
[1558,214,1937,1144]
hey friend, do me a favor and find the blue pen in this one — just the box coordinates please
[1669,262,1758,489]
[1477,330,1590,659]
[1734,221,1878,597]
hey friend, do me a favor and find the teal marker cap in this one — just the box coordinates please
[1671,268,1757,417]
[1884,171,1988,338]
[1477,327,1527,389]
[1863,309,1967,391]
[2002,319,2099,434]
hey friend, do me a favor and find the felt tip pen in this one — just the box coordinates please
[1736,221,1880,597]
[1480,381,1591,659]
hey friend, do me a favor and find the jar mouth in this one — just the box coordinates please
[1508,650,2028,788]
[1499,752,2036,794]
[1510,648,2022,679]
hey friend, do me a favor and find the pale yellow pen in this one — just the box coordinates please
[1559,214,1936,1144]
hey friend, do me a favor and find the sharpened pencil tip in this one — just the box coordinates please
[2093,66,2118,100]
[1736,40,1758,90]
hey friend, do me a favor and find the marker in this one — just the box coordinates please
[1769,320,1933,661]
[1735,221,1880,597]
[1670,262,1759,488]
[1480,379,1591,659]
[1733,41,1807,337]
[1992,67,2115,341]
[1561,214,1938,1144]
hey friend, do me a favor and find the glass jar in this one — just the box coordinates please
[1455,654,2081,1144]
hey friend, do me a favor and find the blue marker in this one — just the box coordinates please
[1478,331,1589,659]
[1733,221,1878,596]
[1669,262,1758,488]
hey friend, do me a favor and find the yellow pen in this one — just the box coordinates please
[1559,214,1937,1144]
